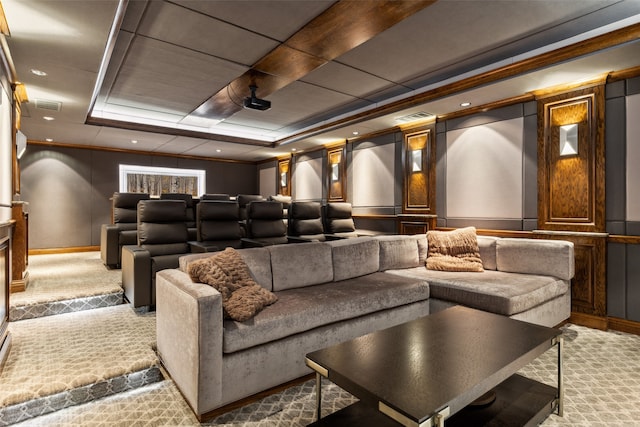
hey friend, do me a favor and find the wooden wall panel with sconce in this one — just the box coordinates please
[327,145,346,202]
[277,158,290,196]
[536,84,607,327]
[401,125,437,234]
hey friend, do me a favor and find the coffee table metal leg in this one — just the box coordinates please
[316,372,322,421]
[557,335,564,416]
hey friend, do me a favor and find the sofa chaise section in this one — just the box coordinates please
[384,236,573,327]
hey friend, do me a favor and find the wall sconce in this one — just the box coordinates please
[280,172,287,187]
[559,123,578,157]
[331,163,340,181]
[411,149,422,172]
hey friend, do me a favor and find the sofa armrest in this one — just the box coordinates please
[100,224,121,267]
[156,269,223,417]
[121,245,152,308]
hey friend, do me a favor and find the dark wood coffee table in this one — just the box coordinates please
[306,306,563,427]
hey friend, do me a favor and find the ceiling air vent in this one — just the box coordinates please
[394,111,433,124]
[34,99,62,112]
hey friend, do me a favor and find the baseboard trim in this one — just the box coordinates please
[569,312,608,330]
[29,246,100,255]
[607,317,640,335]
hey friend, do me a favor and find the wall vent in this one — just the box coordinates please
[394,111,433,124]
[34,99,62,112]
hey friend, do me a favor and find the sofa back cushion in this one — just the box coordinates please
[268,242,333,291]
[477,235,498,270]
[496,238,574,280]
[376,235,420,271]
[328,237,379,281]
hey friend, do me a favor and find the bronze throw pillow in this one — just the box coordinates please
[426,227,484,272]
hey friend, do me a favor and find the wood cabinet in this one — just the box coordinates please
[11,202,28,293]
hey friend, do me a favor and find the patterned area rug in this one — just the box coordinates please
[11,323,640,426]
[0,305,160,425]
[10,252,123,320]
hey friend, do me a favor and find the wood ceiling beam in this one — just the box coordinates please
[189,0,435,121]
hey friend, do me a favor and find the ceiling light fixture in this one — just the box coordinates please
[460,102,471,107]
[43,116,54,121]
[352,131,359,136]
[45,138,53,142]
[30,68,47,76]
[131,139,138,144]
[216,149,221,153]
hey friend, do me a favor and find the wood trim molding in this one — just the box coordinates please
[608,317,640,336]
[570,312,608,331]
[27,139,255,165]
[29,246,100,255]
[608,235,640,244]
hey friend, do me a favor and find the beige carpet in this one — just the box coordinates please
[0,305,160,425]
[10,324,640,426]
[10,252,123,320]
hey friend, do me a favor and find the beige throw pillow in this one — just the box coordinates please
[426,227,484,272]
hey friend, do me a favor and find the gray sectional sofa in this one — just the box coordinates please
[155,233,573,419]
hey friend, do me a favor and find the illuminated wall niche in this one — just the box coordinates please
[537,85,605,232]
[326,145,346,202]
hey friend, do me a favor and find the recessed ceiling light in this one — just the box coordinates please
[30,69,47,76]
[43,116,54,121]
[352,131,359,136]
[45,138,53,142]
[131,140,138,144]
[216,149,221,153]
[460,102,471,107]
[291,148,297,152]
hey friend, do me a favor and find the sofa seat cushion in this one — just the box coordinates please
[385,267,568,316]
[222,272,429,353]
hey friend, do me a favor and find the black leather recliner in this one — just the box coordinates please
[189,200,243,253]
[100,192,149,268]
[201,193,231,201]
[121,199,189,308]
[288,201,327,242]
[160,193,197,240]
[323,202,359,238]
[241,201,289,247]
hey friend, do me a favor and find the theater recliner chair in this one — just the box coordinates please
[241,201,289,247]
[121,199,189,308]
[100,192,149,268]
[287,201,327,242]
[189,200,243,253]
[160,193,197,240]
[323,202,359,238]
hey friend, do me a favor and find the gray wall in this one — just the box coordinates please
[606,76,640,322]
[20,145,257,249]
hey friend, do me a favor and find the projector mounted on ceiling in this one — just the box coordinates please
[243,85,271,111]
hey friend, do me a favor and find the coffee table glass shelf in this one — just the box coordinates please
[306,306,563,427]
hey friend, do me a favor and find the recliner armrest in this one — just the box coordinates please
[121,245,152,308]
[100,224,122,268]
[188,241,222,253]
